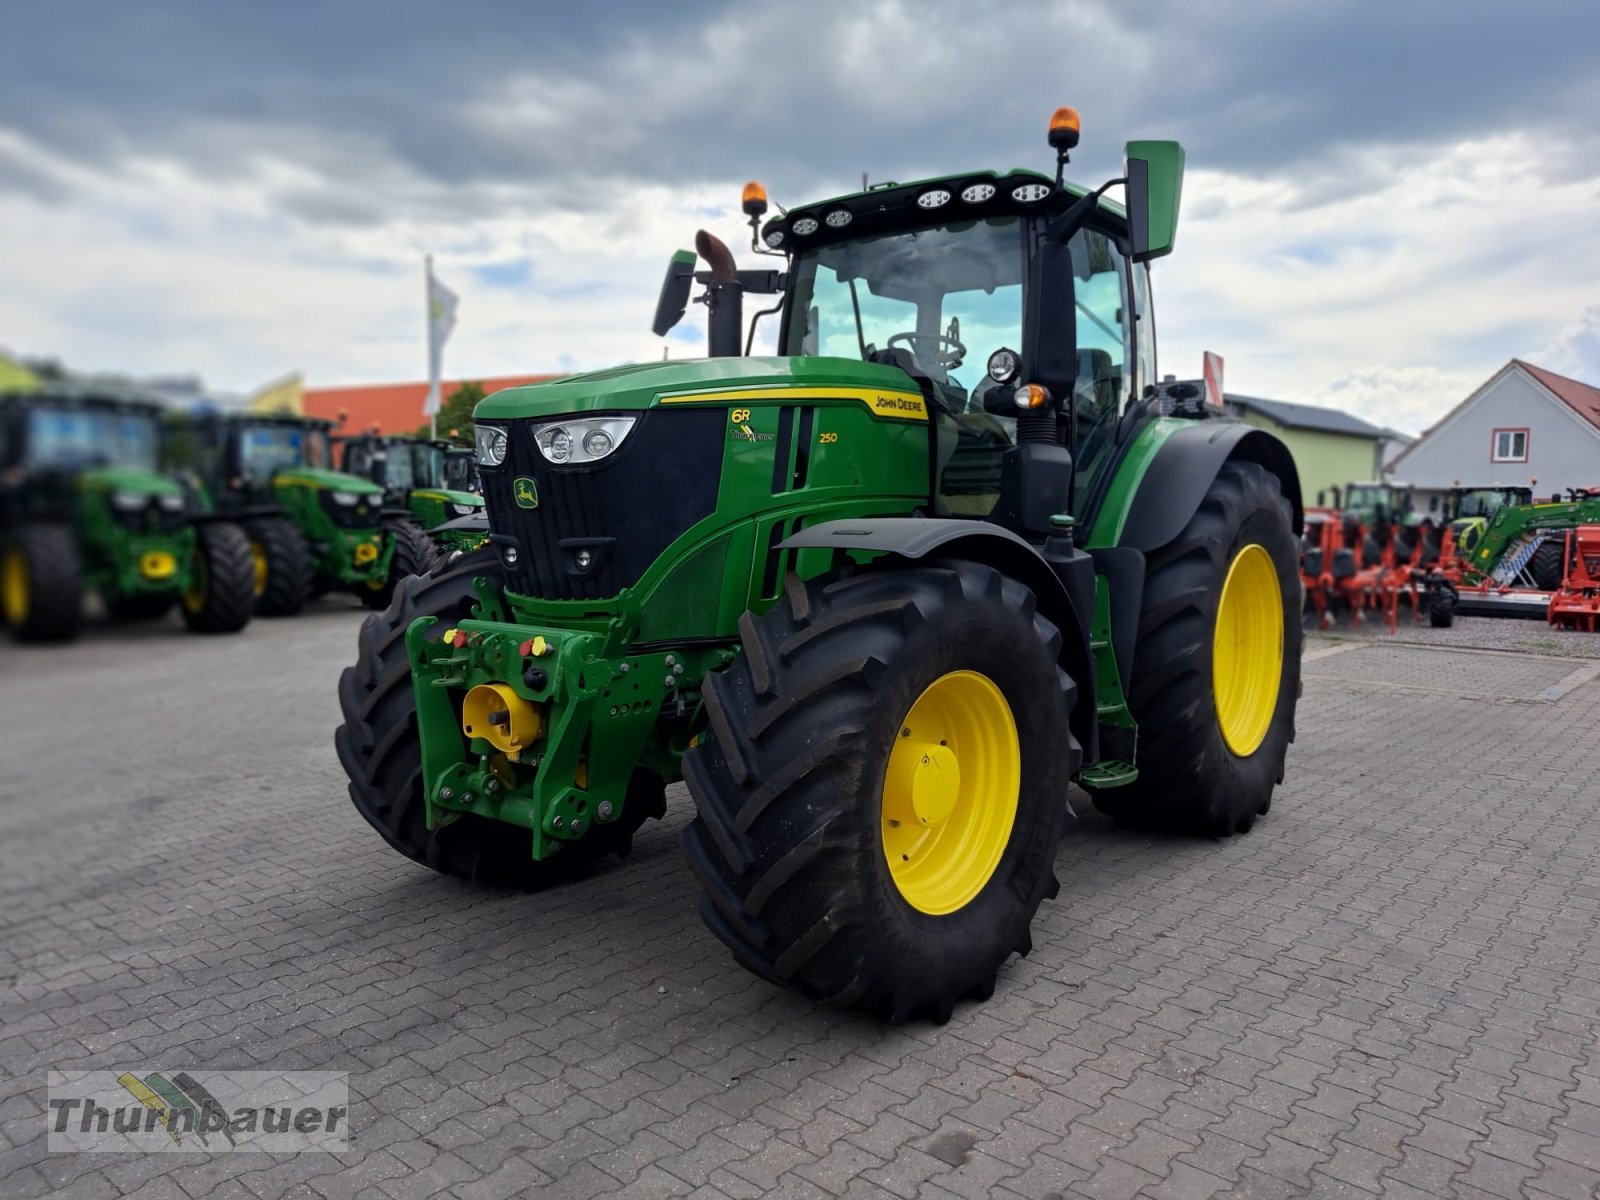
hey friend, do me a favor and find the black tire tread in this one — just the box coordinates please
[181,522,256,634]
[247,516,313,617]
[682,561,1081,1021]
[5,524,83,642]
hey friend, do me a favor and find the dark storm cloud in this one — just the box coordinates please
[2,0,1597,217]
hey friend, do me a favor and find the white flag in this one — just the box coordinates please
[424,261,459,417]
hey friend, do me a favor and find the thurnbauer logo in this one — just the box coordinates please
[47,1070,348,1153]
[731,423,776,443]
[513,477,540,509]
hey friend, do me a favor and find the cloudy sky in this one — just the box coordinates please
[2,0,1598,432]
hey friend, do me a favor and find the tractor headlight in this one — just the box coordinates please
[449,501,480,516]
[110,490,148,512]
[157,493,186,512]
[475,424,509,468]
[329,490,363,506]
[1011,182,1052,203]
[532,416,635,465]
[987,348,1019,384]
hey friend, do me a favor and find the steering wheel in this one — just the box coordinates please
[887,331,967,370]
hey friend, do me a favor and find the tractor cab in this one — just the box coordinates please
[443,445,480,494]
[1339,482,1413,529]
[338,434,485,553]
[649,114,1191,542]
[1445,485,1532,522]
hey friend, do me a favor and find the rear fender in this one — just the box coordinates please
[1112,422,1303,553]
[780,518,1098,758]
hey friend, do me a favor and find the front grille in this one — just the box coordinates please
[319,491,380,529]
[482,409,726,601]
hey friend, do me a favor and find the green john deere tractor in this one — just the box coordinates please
[336,109,1305,1019]
[1,388,255,641]
[338,434,487,557]
[171,412,436,614]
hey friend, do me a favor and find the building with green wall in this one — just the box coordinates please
[1223,394,1389,504]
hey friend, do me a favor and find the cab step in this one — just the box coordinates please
[1079,760,1139,789]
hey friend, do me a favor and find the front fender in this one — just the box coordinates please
[780,517,1098,760]
[1096,420,1303,553]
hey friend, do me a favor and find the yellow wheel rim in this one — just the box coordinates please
[181,551,209,615]
[1212,543,1284,756]
[2,546,29,625]
[881,670,1021,915]
[249,541,269,597]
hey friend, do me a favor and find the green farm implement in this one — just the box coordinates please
[2,388,255,642]
[338,434,487,557]
[171,412,436,614]
[336,108,1305,1019]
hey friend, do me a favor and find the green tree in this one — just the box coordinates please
[416,381,485,445]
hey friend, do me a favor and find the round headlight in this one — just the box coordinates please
[475,424,508,467]
[987,348,1019,383]
[824,209,852,228]
[110,490,147,512]
[791,216,819,236]
[764,229,785,248]
[917,189,952,209]
[542,427,572,463]
[330,490,362,506]
[582,429,613,457]
[960,182,996,203]
[1011,182,1052,203]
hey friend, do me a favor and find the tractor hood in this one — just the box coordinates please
[77,465,183,499]
[474,356,921,421]
[413,488,482,508]
[271,466,383,495]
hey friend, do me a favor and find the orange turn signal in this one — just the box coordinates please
[1014,383,1052,411]
[1048,106,1081,150]
[742,180,769,218]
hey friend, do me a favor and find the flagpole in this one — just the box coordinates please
[426,254,436,441]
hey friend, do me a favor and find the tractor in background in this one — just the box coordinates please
[338,433,487,556]
[337,107,1305,1020]
[168,412,435,614]
[1,388,254,641]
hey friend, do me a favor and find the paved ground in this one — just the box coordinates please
[3,606,1600,1199]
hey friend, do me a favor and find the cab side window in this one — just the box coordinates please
[1069,227,1132,497]
[1131,262,1156,397]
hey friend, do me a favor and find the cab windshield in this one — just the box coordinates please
[784,217,1025,411]
[239,424,331,475]
[26,407,159,471]
[413,443,446,489]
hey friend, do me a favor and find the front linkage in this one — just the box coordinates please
[406,574,729,855]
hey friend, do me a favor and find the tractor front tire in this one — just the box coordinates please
[180,522,257,634]
[246,516,313,617]
[683,562,1081,1022]
[4,525,83,642]
[335,549,646,887]
[1530,539,1564,591]
[359,518,436,610]
[1088,460,1301,836]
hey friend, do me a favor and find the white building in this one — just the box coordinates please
[1386,359,1600,512]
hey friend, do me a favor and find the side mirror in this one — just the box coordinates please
[1123,140,1184,263]
[651,250,697,336]
[1020,238,1077,400]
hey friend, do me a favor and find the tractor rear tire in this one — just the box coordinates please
[246,516,313,616]
[180,522,257,634]
[107,593,176,621]
[4,525,83,642]
[1087,461,1301,836]
[1530,540,1564,590]
[359,518,436,610]
[335,549,647,887]
[682,562,1080,1022]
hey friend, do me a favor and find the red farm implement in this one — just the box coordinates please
[1547,526,1600,632]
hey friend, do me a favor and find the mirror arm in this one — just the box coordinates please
[1046,176,1126,243]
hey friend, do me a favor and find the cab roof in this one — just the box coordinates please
[763,168,1125,254]
[0,385,165,417]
